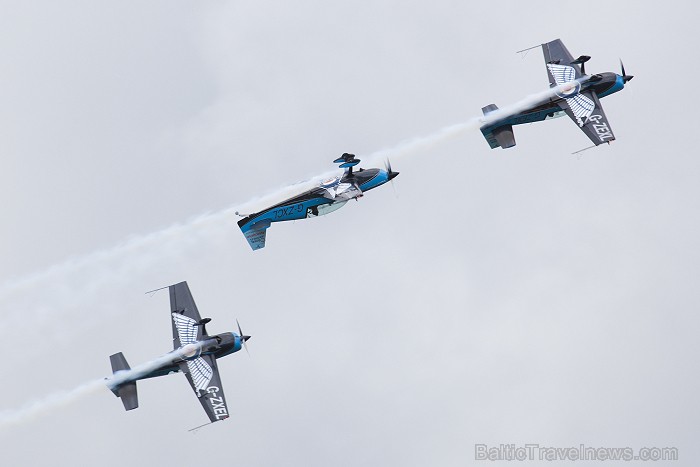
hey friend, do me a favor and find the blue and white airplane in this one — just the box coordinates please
[107,282,250,425]
[480,38,633,150]
[237,153,399,250]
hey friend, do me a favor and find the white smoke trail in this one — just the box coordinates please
[1,83,565,341]
[238,83,568,211]
[0,345,197,430]
[362,83,566,166]
[0,207,237,299]
[0,379,106,431]
[3,207,238,348]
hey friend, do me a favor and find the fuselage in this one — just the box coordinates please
[130,332,244,381]
[484,72,627,129]
[238,167,395,232]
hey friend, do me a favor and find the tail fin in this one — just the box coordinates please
[480,104,516,149]
[109,352,139,411]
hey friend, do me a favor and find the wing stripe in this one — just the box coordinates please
[172,313,198,346]
[186,357,214,391]
[547,64,595,123]
[566,93,596,121]
[547,63,576,84]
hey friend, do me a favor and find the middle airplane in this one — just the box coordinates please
[237,153,399,250]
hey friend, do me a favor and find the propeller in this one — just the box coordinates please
[237,319,251,356]
[620,59,634,83]
[384,158,399,196]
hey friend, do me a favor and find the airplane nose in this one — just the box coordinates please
[388,171,399,181]
[619,60,633,84]
[242,335,251,342]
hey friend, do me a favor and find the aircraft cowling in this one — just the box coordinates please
[210,332,238,357]
[216,332,236,348]
[586,72,626,98]
[200,337,223,353]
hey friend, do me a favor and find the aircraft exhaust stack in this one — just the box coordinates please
[109,352,139,411]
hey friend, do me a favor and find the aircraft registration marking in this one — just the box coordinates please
[273,203,305,220]
[587,114,614,142]
[206,386,229,419]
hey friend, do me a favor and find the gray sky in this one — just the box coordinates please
[1,1,698,466]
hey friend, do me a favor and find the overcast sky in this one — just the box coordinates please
[1,2,699,466]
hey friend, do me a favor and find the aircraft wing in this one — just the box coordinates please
[170,282,204,349]
[542,39,581,85]
[179,354,230,422]
[558,90,615,145]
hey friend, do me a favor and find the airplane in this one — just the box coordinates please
[106,281,250,425]
[480,38,633,150]
[236,153,399,250]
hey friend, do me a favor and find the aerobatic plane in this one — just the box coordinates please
[107,281,250,424]
[480,38,633,150]
[236,153,399,250]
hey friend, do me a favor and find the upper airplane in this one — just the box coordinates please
[236,153,398,250]
[480,38,633,150]
[107,281,250,425]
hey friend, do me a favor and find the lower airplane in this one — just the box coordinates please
[106,281,250,424]
[480,38,633,150]
[237,153,399,250]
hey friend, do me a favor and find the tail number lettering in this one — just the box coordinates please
[206,386,229,419]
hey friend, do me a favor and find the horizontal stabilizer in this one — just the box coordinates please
[492,125,516,149]
[115,381,138,411]
[109,352,139,411]
[110,352,131,373]
[480,105,516,149]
